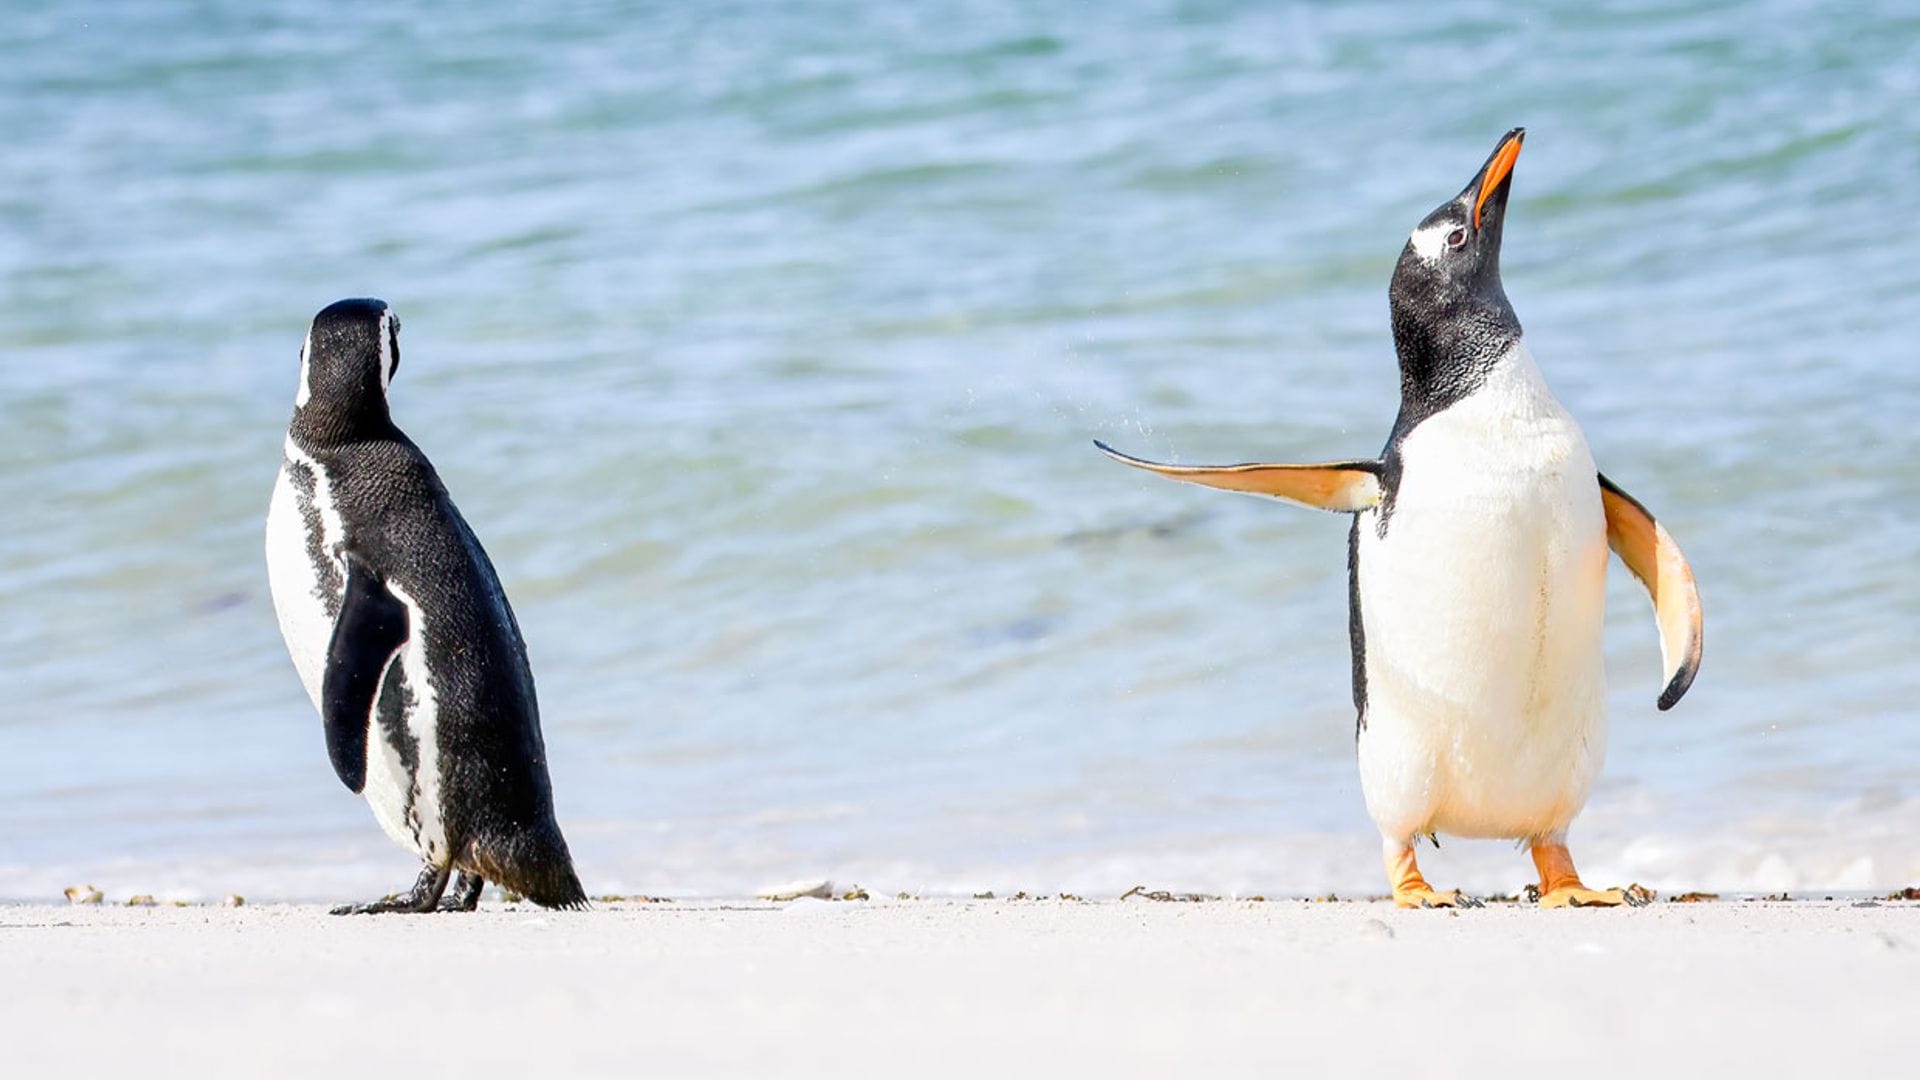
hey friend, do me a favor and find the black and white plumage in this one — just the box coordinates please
[1099,130,1703,908]
[266,298,585,914]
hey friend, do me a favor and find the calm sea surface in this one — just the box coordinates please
[2,1,1916,900]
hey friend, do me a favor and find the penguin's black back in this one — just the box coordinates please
[300,419,584,908]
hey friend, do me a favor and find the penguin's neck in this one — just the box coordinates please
[290,397,402,453]
[1388,297,1523,435]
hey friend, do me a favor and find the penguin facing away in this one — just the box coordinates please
[1098,129,1702,908]
[266,298,586,914]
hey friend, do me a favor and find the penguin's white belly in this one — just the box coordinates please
[266,445,443,861]
[1355,362,1609,841]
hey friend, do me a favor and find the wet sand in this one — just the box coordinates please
[2,897,1914,1077]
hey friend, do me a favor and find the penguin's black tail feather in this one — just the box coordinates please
[470,825,589,911]
[518,865,589,911]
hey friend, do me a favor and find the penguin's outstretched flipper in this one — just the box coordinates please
[1094,441,1382,512]
[321,551,410,793]
[1598,474,1703,710]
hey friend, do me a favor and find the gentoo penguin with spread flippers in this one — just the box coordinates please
[1098,129,1702,908]
[266,298,586,914]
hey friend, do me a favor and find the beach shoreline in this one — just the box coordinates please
[4,897,1914,1077]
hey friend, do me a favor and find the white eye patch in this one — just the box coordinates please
[1407,219,1458,261]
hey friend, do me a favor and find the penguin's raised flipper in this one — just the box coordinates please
[1598,474,1703,710]
[1094,441,1382,513]
[321,551,410,793]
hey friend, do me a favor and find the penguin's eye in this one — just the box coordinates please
[1445,227,1468,249]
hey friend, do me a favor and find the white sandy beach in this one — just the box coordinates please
[3,896,1914,1077]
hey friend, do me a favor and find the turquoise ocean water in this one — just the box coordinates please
[2,1,1916,900]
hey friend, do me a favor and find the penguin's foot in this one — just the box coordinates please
[330,864,452,916]
[331,896,429,915]
[1394,886,1484,909]
[1384,839,1482,909]
[436,872,485,913]
[1528,839,1653,909]
[1529,883,1655,909]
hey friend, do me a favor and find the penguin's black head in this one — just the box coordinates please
[1387,129,1526,402]
[295,298,401,428]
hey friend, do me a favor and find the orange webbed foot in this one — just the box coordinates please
[1393,885,1485,909]
[1529,839,1655,908]
[1384,840,1483,909]
[1530,883,1654,908]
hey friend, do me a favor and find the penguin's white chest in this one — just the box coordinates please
[265,444,340,707]
[1354,344,1609,841]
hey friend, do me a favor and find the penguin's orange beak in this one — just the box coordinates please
[1474,129,1524,229]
